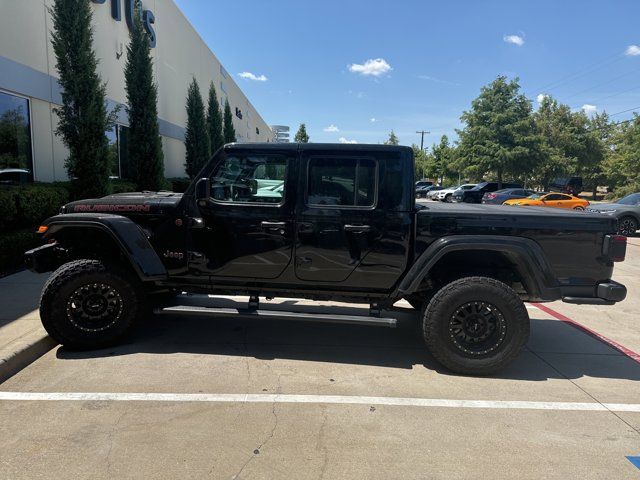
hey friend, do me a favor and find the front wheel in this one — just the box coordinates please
[618,216,638,237]
[444,194,452,203]
[40,259,142,349]
[422,276,529,375]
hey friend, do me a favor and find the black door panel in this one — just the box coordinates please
[192,150,295,280]
[294,151,411,289]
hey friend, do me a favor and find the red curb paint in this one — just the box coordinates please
[531,303,640,364]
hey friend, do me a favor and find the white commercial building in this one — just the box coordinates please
[0,0,272,182]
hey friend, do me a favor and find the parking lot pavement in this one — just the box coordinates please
[0,239,638,479]
[1,296,640,478]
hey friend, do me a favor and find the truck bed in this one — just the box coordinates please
[414,201,618,290]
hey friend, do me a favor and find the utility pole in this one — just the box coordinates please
[416,130,430,151]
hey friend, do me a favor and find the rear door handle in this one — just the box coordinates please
[261,221,286,230]
[344,224,371,233]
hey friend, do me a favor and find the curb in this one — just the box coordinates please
[0,333,57,384]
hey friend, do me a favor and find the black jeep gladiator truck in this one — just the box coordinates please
[25,143,628,375]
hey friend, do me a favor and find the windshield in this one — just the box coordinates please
[618,193,640,205]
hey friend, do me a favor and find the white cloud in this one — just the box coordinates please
[625,45,640,56]
[536,93,548,104]
[503,34,525,46]
[323,124,339,132]
[238,72,268,82]
[348,58,392,77]
[581,104,597,115]
[338,137,358,144]
[370,118,376,123]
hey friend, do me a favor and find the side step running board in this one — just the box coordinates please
[154,305,397,328]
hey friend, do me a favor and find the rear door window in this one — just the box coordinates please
[307,157,377,207]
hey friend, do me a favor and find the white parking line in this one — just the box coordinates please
[1,392,639,412]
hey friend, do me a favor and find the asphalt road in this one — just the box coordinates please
[1,241,639,479]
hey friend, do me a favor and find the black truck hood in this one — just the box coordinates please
[64,192,183,216]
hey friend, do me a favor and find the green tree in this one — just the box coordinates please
[384,130,399,145]
[603,114,640,197]
[533,96,605,195]
[51,0,116,198]
[124,0,164,191]
[457,76,543,188]
[412,144,428,180]
[223,99,237,144]
[184,78,210,178]
[294,123,309,143]
[206,82,224,154]
[431,135,455,184]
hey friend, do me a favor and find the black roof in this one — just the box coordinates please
[224,142,413,153]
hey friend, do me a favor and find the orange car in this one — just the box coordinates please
[504,192,589,210]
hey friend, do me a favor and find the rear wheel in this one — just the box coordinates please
[40,259,142,349]
[618,216,638,237]
[444,194,452,203]
[422,276,529,375]
[573,205,585,211]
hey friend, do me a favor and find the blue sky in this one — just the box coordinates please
[174,0,640,147]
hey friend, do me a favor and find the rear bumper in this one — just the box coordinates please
[562,280,627,305]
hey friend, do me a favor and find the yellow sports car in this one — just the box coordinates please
[504,192,590,210]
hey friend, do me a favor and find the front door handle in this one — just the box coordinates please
[344,224,371,233]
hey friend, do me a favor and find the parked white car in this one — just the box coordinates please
[435,184,476,202]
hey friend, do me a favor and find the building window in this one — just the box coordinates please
[220,81,227,95]
[220,65,228,79]
[106,124,132,179]
[0,90,33,180]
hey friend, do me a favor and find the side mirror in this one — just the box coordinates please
[195,178,210,206]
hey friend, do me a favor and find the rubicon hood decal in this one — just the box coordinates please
[73,204,152,213]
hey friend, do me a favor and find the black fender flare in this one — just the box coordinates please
[396,235,561,301]
[40,213,167,281]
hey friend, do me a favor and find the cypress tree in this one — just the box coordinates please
[184,78,210,178]
[50,0,115,198]
[223,99,237,143]
[207,83,224,154]
[124,0,164,191]
[294,123,309,143]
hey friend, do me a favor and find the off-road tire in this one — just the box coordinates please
[422,276,529,375]
[40,259,142,349]
[618,216,638,237]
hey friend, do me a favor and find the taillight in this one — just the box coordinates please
[486,193,497,199]
[604,234,627,262]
